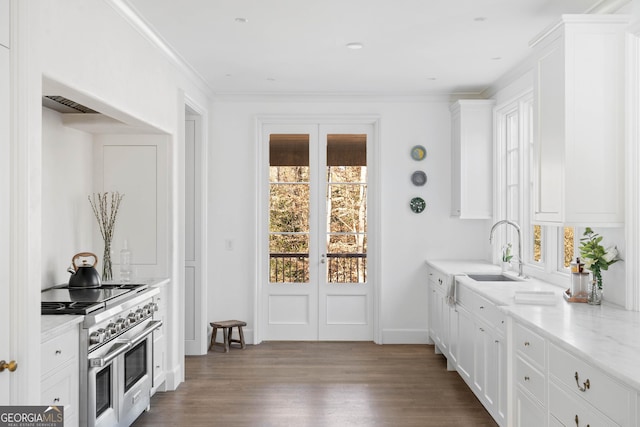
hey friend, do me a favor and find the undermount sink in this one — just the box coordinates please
[466,273,520,282]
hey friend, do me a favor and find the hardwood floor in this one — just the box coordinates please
[133,342,498,427]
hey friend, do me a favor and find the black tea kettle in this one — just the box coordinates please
[68,252,102,288]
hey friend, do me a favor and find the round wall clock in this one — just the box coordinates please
[410,197,426,213]
[410,145,426,161]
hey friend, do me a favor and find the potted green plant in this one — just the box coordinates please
[579,227,620,305]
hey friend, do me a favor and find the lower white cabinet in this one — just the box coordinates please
[457,285,507,425]
[510,321,638,426]
[430,275,507,426]
[455,303,474,384]
[428,269,448,355]
[41,322,80,427]
[515,388,546,427]
[151,282,168,395]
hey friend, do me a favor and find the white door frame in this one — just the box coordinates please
[184,96,209,354]
[255,115,381,344]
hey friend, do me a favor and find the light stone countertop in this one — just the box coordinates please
[41,315,84,341]
[427,259,640,392]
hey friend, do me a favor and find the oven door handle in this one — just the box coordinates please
[130,320,163,348]
[89,320,163,368]
[89,341,131,368]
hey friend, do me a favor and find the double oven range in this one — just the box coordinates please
[42,283,162,427]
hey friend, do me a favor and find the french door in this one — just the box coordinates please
[261,123,373,341]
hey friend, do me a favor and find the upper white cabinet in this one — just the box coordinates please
[450,100,494,219]
[0,0,9,49]
[531,15,628,226]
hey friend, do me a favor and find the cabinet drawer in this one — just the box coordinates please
[41,327,78,376]
[473,294,504,329]
[549,381,618,427]
[41,361,78,415]
[514,322,545,369]
[516,356,545,405]
[428,269,448,293]
[549,343,632,425]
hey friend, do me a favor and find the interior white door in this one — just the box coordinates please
[0,45,10,403]
[261,123,372,341]
[184,113,205,354]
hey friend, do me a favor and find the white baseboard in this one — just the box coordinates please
[164,363,183,391]
[381,328,430,344]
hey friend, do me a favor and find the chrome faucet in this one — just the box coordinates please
[489,220,526,278]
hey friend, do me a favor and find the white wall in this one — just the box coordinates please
[22,0,213,395]
[208,97,490,344]
[41,107,95,289]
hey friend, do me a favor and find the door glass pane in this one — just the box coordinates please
[326,134,367,284]
[269,134,310,283]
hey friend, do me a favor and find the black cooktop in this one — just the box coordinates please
[41,283,148,315]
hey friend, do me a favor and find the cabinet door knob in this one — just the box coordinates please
[524,376,530,381]
[574,371,590,392]
[0,360,17,372]
[523,341,530,346]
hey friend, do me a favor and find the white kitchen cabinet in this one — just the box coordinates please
[427,267,448,355]
[450,99,494,219]
[531,15,628,226]
[515,388,546,427]
[457,284,507,425]
[510,320,638,427]
[455,302,474,385]
[548,342,634,426]
[0,0,8,49]
[41,322,79,427]
[151,281,168,395]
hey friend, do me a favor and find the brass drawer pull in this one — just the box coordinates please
[574,371,590,392]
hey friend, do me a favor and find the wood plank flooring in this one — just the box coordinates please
[132,342,498,427]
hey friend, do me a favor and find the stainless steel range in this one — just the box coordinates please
[41,283,162,427]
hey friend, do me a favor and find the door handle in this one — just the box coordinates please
[0,360,17,372]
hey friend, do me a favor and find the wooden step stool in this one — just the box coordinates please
[209,320,247,352]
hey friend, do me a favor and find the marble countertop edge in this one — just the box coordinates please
[427,259,640,392]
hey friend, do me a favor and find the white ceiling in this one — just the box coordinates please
[126,0,623,96]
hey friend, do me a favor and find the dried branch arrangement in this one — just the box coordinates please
[89,191,124,280]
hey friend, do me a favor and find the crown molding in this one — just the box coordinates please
[105,0,214,98]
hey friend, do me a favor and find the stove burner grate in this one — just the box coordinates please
[41,301,104,315]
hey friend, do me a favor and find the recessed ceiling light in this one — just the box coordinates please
[346,42,364,50]
[266,77,276,81]
[235,17,248,23]
[474,17,487,22]
[427,77,437,81]
[491,56,502,60]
